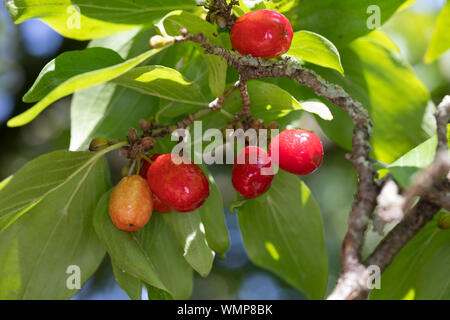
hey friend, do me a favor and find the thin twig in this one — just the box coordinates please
[208,81,240,110]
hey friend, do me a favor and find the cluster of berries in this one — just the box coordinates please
[109,153,210,231]
[109,129,323,231]
[108,10,322,231]
[232,129,323,199]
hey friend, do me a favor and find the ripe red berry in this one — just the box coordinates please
[139,160,151,179]
[139,154,172,214]
[230,10,293,59]
[147,154,210,212]
[139,153,162,179]
[269,129,323,175]
[109,175,153,231]
[232,146,275,199]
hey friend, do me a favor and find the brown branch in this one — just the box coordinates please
[365,199,440,270]
[358,95,449,297]
[208,81,240,110]
[424,189,450,211]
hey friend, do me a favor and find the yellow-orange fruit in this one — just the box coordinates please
[109,175,153,231]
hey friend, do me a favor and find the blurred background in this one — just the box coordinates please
[0,0,449,299]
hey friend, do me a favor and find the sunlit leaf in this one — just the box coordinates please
[5,0,198,40]
[287,30,344,74]
[8,47,163,127]
[424,0,450,63]
[237,171,328,299]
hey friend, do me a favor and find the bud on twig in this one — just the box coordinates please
[150,35,175,48]
[251,119,265,130]
[267,121,280,130]
[127,128,139,144]
[89,137,110,151]
[139,119,151,132]
[141,137,156,151]
[438,214,450,230]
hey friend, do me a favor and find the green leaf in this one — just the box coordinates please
[138,214,193,299]
[287,31,344,74]
[314,31,432,163]
[92,191,169,295]
[254,0,296,12]
[0,176,12,191]
[113,66,208,106]
[370,213,450,300]
[285,0,410,48]
[233,0,250,16]
[224,80,332,123]
[8,47,163,127]
[237,170,328,299]
[160,10,227,97]
[96,192,194,299]
[198,167,230,255]
[163,211,215,277]
[204,56,227,98]
[424,0,450,63]
[0,146,119,232]
[388,136,438,188]
[70,28,160,151]
[156,53,213,125]
[5,0,198,40]
[112,261,143,300]
[146,285,173,300]
[0,150,111,299]
[387,124,450,187]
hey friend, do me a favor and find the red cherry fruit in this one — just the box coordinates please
[147,154,210,212]
[139,153,162,179]
[269,129,323,175]
[139,160,151,179]
[232,146,275,199]
[230,9,293,59]
[139,154,172,213]
[109,175,153,231]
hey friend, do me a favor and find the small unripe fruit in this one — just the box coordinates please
[232,146,275,199]
[109,175,153,231]
[147,154,210,212]
[139,154,172,214]
[150,35,174,48]
[230,10,293,58]
[438,214,450,230]
[89,137,109,151]
[269,129,323,175]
